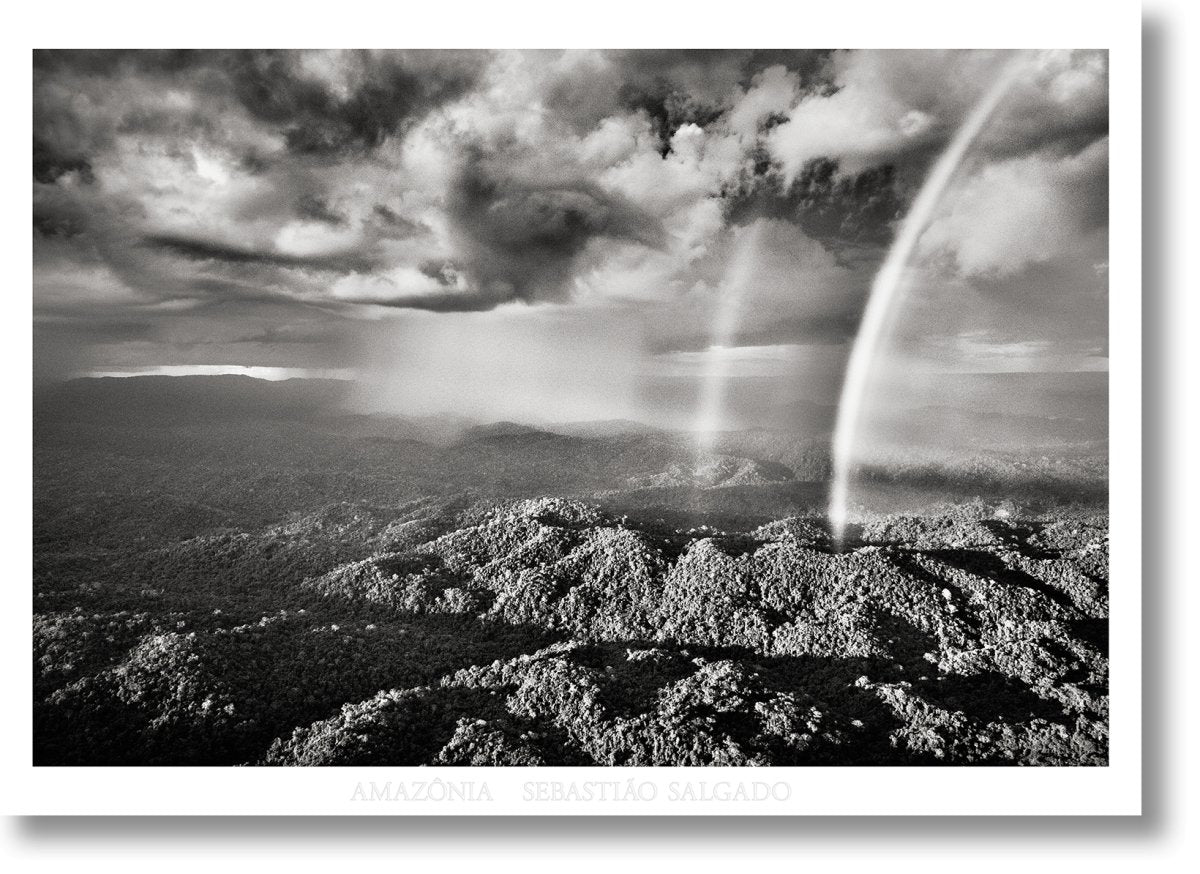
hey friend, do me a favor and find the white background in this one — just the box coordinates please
[4,0,1197,867]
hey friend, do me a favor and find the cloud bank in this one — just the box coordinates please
[34,48,1108,428]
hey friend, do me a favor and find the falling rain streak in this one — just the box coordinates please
[827,52,1030,547]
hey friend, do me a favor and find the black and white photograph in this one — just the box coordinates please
[5,0,1180,838]
[30,44,1118,773]
[13,0,1200,866]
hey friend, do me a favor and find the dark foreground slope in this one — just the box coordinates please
[35,497,1108,766]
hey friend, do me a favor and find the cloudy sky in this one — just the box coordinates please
[33,49,1108,429]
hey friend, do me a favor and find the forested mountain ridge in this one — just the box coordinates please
[34,377,1108,766]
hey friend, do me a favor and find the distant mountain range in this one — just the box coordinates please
[33,375,1108,567]
[37,375,353,424]
[37,372,1105,443]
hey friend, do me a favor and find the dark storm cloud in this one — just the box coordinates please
[994,101,1109,160]
[115,106,219,141]
[418,259,462,286]
[33,193,89,238]
[226,50,488,158]
[33,136,95,185]
[607,49,833,98]
[372,204,428,238]
[32,49,1108,394]
[545,49,833,145]
[34,49,490,162]
[724,156,906,251]
[184,277,310,308]
[618,85,724,157]
[983,55,1109,163]
[142,234,379,275]
[442,153,667,304]
[294,194,347,226]
[238,150,273,175]
[33,48,213,77]
[33,51,215,182]
[337,289,509,313]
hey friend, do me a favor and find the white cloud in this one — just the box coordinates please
[765,49,1108,181]
[726,65,800,139]
[918,137,1108,277]
[34,49,1110,402]
[330,265,463,304]
[765,50,986,180]
[274,221,362,258]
